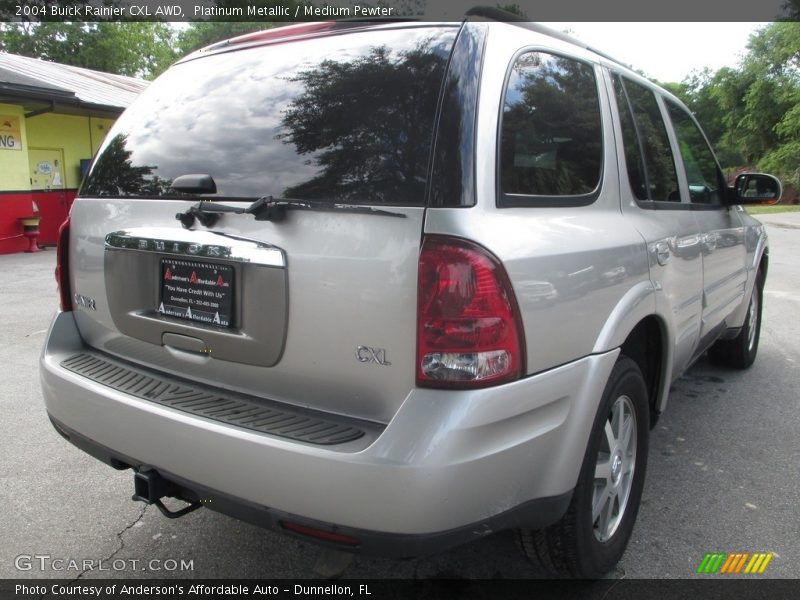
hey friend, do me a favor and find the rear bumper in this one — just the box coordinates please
[41,311,619,555]
[48,416,570,558]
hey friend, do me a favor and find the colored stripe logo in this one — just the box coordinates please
[697,552,774,574]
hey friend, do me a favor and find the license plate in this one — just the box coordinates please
[158,259,233,327]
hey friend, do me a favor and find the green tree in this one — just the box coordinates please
[745,23,800,184]
[277,39,449,202]
[83,133,171,197]
[668,68,745,167]
[668,23,799,186]
[0,22,178,79]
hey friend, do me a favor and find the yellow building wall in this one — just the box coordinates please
[25,113,114,189]
[1,106,118,252]
[0,103,31,192]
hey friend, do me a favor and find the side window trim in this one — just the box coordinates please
[614,74,655,204]
[654,92,692,207]
[428,22,488,208]
[496,46,604,208]
[609,70,689,210]
[663,98,728,211]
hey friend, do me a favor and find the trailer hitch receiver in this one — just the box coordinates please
[132,469,202,519]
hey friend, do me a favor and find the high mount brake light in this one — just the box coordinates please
[416,235,525,389]
[225,22,336,47]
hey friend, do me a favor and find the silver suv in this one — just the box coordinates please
[40,16,781,577]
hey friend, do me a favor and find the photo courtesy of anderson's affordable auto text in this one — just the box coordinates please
[12,583,374,598]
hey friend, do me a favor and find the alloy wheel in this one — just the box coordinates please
[592,394,637,542]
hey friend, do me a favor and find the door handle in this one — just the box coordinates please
[701,232,718,251]
[655,242,671,266]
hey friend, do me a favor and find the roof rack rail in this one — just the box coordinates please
[464,6,631,70]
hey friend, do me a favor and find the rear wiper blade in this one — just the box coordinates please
[176,196,406,228]
[177,197,291,227]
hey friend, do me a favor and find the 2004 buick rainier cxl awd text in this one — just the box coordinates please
[41,13,782,577]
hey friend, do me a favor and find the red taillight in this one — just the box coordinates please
[55,217,72,311]
[416,235,525,388]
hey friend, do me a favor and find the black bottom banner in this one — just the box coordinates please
[3,579,800,600]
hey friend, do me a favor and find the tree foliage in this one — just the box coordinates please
[1,18,796,190]
[501,54,601,195]
[0,21,178,79]
[82,133,171,197]
[0,21,284,79]
[277,39,449,202]
[672,23,800,188]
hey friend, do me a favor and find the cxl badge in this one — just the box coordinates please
[356,346,391,366]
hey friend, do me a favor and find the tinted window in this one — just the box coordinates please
[666,101,725,205]
[81,27,457,204]
[500,52,602,199]
[429,23,486,208]
[612,76,647,200]
[613,75,680,203]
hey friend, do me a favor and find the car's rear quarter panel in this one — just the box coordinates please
[426,24,652,377]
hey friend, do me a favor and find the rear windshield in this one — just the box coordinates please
[81,26,458,205]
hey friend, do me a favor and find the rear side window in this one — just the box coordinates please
[612,75,680,203]
[665,101,725,205]
[499,52,602,204]
[81,27,457,205]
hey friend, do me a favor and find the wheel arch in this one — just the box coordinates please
[759,247,769,280]
[591,282,671,428]
[619,316,669,429]
[727,242,769,331]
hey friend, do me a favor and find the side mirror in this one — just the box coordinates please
[728,173,782,205]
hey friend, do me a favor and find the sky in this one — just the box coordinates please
[547,22,768,83]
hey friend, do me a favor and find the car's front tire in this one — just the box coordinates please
[518,355,649,578]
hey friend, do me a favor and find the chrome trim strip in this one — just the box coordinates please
[104,228,286,268]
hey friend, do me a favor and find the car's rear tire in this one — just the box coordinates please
[707,272,763,369]
[518,355,649,578]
